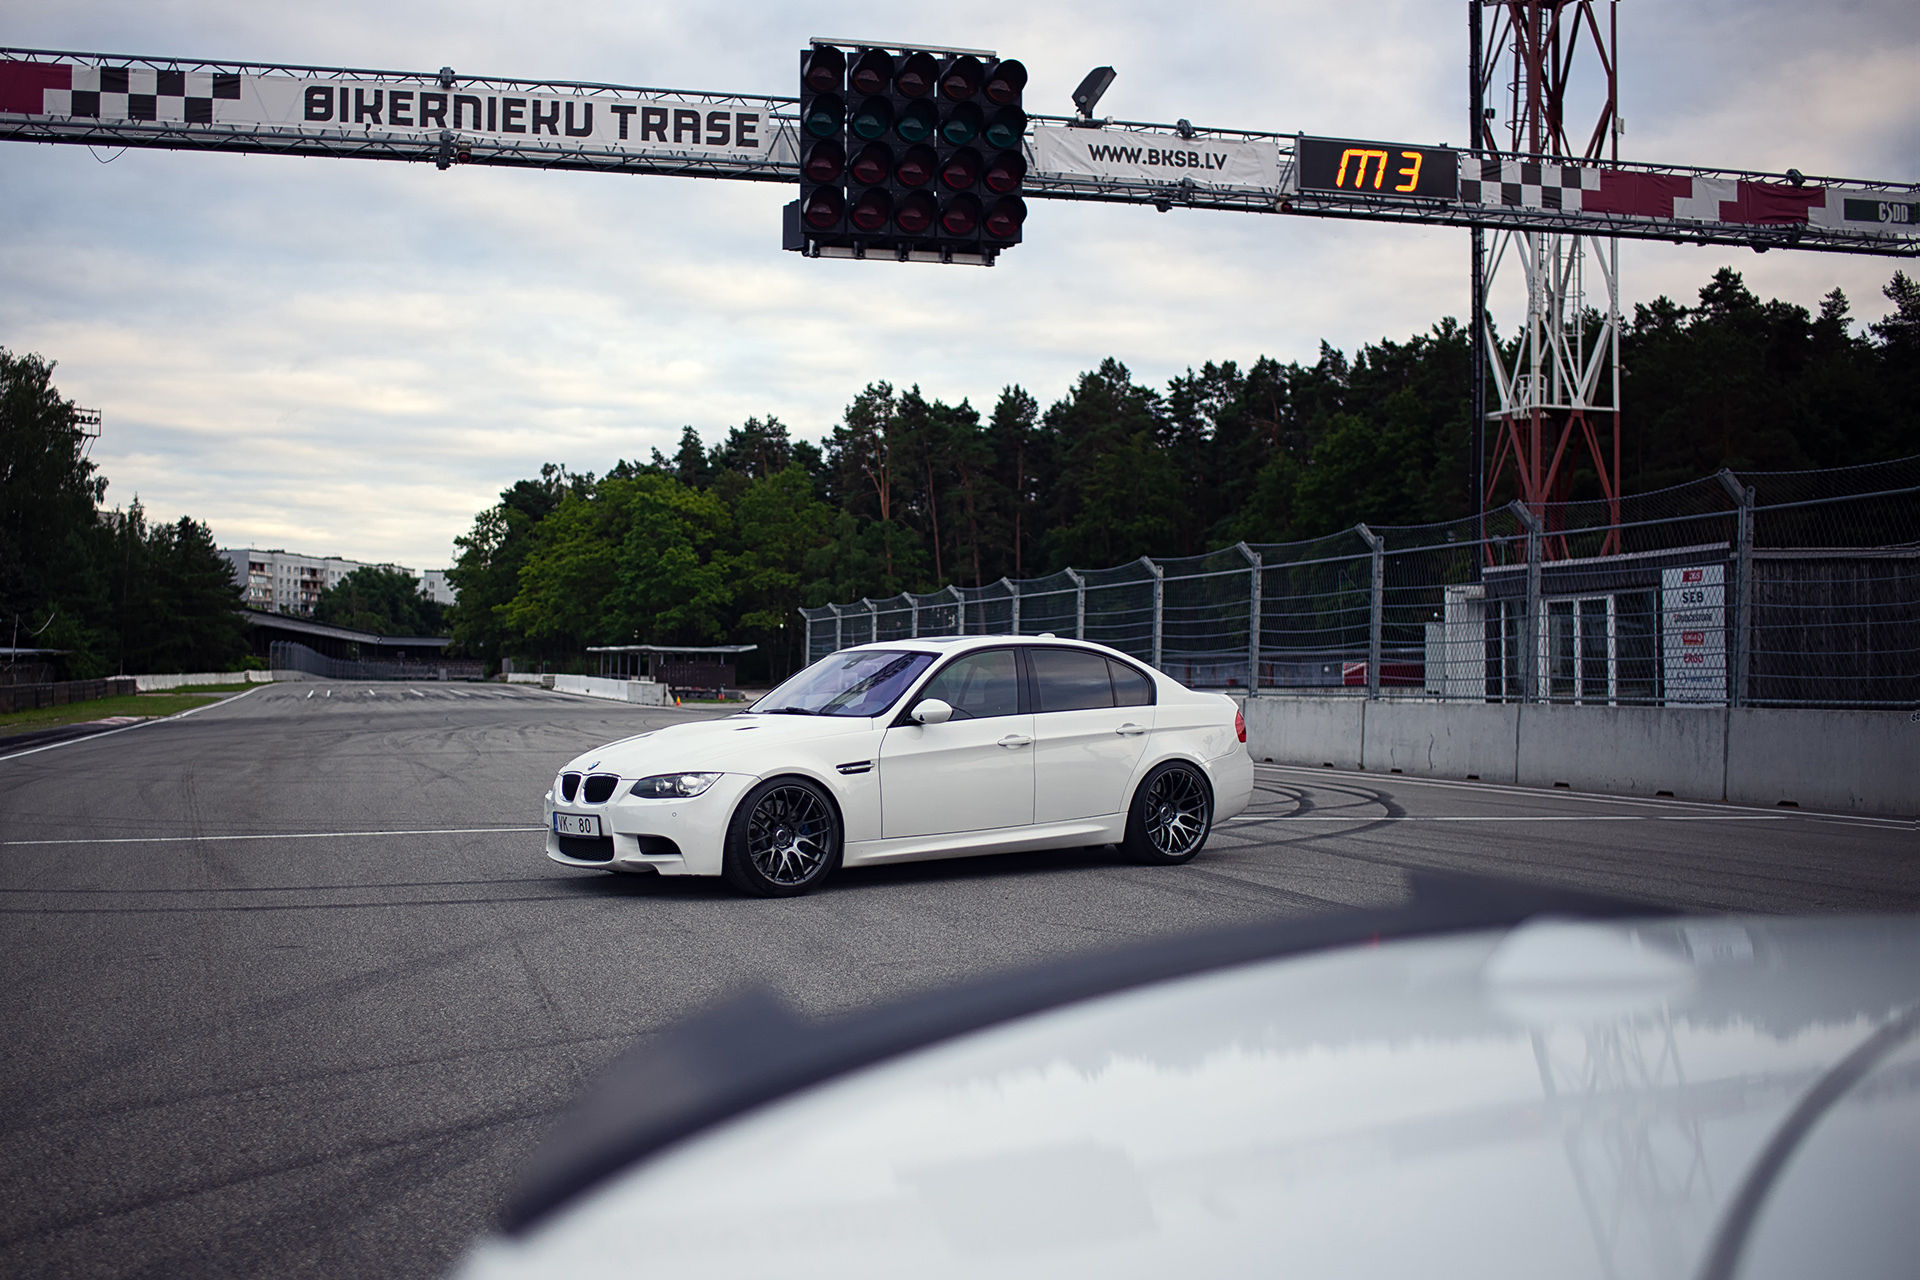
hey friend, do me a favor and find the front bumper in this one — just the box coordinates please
[544,773,756,877]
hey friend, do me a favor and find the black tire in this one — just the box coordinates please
[1120,761,1213,865]
[722,776,842,897]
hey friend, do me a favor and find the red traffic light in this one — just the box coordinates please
[984,59,1027,105]
[940,55,983,101]
[896,144,938,187]
[896,191,937,234]
[983,150,1026,193]
[896,52,937,98]
[941,148,981,190]
[985,197,1026,239]
[850,142,891,186]
[803,140,845,184]
[803,187,845,230]
[802,46,845,94]
[940,193,981,235]
[850,49,892,96]
[851,188,892,232]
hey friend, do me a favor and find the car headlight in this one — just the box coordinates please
[630,772,724,799]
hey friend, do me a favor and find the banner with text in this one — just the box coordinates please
[0,57,780,166]
[1030,125,1284,192]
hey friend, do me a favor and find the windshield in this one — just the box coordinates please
[750,650,936,718]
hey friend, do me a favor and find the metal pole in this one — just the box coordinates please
[1357,525,1384,700]
[949,584,964,635]
[1007,578,1021,635]
[1236,542,1262,696]
[1470,0,1488,570]
[830,603,842,654]
[865,598,878,646]
[1066,568,1085,639]
[1717,469,1755,708]
[910,594,919,638]
[1511,501,1543,702]
[1146,557,1164,670]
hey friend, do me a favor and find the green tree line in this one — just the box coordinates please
[448,268,1920,682]
[1,350,249,679]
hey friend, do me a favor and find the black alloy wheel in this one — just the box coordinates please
[1121,762,1213,865]
[723,777,842,897]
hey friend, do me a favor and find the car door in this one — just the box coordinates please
[878,647,1035,839]
[1028,647,1156,823]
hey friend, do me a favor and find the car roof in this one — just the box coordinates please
[840,634,1145,661]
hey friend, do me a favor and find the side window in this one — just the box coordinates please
[1029,647,1116,712]
[1109,658,1155,706]
[917,649,1020,720]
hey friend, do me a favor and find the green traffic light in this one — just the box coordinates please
[941,102,982,147]
[850,95,893,141]
[803,95,843,139]
[984,108,1026,152]
[897,100,936,143]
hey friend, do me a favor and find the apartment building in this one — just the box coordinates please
[221,548,456,616]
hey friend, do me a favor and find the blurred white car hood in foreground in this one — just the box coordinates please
[462,913,1920,1280]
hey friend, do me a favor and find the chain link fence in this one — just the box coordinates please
[269,640,484,682]
[801,457,1920,710]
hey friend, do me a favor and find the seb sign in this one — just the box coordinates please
[1661,565,1726,704]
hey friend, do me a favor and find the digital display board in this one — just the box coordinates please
[1297,136,1458,200]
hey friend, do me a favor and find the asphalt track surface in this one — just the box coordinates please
[1,682,1914,1278]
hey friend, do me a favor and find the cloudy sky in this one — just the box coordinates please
[5,1,1916,570]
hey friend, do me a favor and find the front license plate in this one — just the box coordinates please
[553,813,602,837]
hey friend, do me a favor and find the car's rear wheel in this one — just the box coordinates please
[1120,761,1213,865]
[723,777,842,897]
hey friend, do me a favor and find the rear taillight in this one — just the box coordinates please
[1235,707,1246,743]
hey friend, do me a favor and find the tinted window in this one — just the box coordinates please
[919,649,1019,720]
[1030,647,1115,712]
[1109,658,1155,706]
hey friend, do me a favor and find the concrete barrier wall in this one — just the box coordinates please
[1243,696,1918,817]
[133,671,276,691]
[552,674,668,705]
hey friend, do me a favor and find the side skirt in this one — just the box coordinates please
[843,817,1126,869]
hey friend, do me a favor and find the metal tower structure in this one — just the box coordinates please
[1474,1,1624,557]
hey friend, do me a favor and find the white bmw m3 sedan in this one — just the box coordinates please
[543,635,1254,896]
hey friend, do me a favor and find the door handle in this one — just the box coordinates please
[1116,723,1147,736]
[997,734,1034,748]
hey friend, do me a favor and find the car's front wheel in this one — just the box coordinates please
[1121,761,1213,865]
[723,777,842,897]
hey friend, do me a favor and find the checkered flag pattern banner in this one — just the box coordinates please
[1459,159,1602,211]
[21,65,241,123]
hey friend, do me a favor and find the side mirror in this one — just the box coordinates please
[910,698,954,725]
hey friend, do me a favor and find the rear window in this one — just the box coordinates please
[1029,647,1115,712]
[1109,659,1155,706]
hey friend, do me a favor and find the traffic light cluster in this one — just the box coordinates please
[790,43,1027,264]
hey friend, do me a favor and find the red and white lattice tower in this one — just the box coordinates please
[1474,1,1623,556]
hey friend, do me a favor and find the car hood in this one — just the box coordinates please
[559,713,875,776]
[462,913,1920,1279]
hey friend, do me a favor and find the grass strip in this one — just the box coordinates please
[0,692,229,735]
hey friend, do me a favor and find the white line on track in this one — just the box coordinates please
[3,826,545,847]
[0,685,268,764]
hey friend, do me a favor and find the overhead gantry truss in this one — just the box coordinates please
[2,47,1915,256]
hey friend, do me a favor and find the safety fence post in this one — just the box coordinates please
[830,603,843,654]
[1717,470,1755,708]
[1146,557,1164,670]
[1066,568,1085,639]
[864,598,878,645]
[1510,501,1543,702]
[910,595,920,638]
[1356,525,1384,700]
[949,584,965,634]
[1008,579,1021,635]
[1236,542,1261,696]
